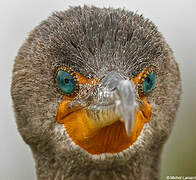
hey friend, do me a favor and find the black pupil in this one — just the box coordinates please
[146,77,151,84]
[64,78,70,84]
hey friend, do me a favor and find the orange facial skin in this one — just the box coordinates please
[56,71,152,155]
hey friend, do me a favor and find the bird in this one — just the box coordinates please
[11,5,181,180]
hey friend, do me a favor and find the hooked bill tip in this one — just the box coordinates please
[117,80,136,136]
[124,113,135,136]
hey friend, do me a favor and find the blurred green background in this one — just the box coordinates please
[0,0,195,179]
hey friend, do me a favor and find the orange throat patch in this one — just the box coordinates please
[56,98,152,155]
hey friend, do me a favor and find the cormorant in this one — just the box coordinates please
[11,6,181,180]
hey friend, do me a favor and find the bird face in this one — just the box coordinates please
[55,65,154,155]
[11,6,181,161]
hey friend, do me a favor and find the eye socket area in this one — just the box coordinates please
[135,66,156,96]
[56,67,79,96]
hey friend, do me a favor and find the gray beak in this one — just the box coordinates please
[101,72,136,136]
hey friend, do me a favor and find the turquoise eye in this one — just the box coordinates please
[142,71,156,93]
[56,70,77,95]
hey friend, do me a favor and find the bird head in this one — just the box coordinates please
[11,6,181,166]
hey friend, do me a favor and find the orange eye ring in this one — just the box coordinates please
[134,66,157,96]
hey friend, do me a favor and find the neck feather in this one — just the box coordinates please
[32,147,162,180]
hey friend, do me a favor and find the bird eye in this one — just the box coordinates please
[56,67,79,96]
[136,66,156,95]
[142,71,156,93]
